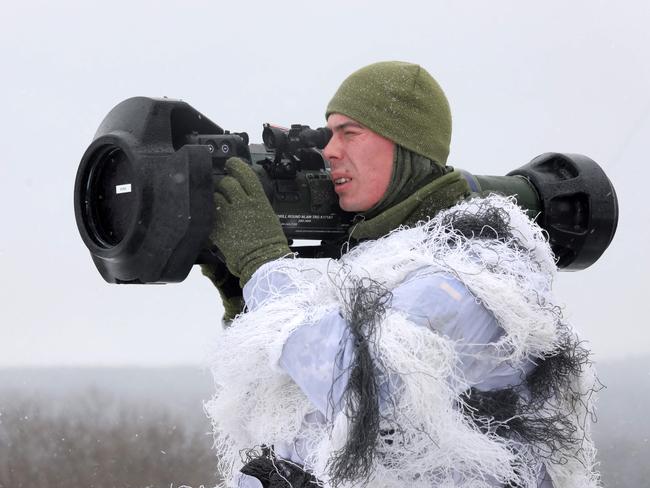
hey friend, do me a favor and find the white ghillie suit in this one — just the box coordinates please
[206,195,600,488]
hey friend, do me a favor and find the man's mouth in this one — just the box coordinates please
[334,177,351,186]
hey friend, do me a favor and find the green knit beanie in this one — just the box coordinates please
[326,61,452,165]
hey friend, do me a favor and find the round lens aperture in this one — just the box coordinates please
[84,146,136,248]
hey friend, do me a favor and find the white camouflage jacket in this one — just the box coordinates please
[206,195,600,488]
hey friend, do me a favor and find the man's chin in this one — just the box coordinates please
[339,201,355,212]
[338,200,367,213]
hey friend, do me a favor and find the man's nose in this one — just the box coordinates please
[323,134,342,162]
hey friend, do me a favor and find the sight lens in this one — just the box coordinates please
[83,146,136,248]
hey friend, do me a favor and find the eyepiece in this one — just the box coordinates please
[299,127,332,149]
[262,124,332,152]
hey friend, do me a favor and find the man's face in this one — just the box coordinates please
[323,114,395,213]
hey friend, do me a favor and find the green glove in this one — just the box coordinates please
[200,262,245,324]
[211,158,291,286]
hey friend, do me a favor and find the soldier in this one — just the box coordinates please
[203,62,599,488]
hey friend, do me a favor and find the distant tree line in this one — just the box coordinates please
[0,390,219,488]
[1,361,647,487]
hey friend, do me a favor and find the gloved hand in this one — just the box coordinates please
[200,262,245,324]
[211,158,291,286]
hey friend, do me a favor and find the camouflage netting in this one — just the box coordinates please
[205,195,600,488]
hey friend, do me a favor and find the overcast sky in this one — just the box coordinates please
[1,0,648,367]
